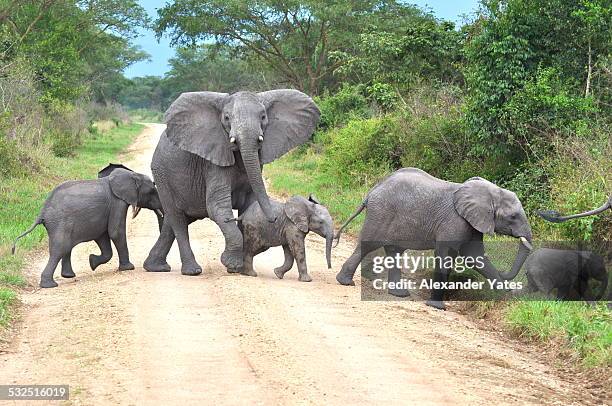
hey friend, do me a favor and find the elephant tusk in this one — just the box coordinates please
[229,136,236,144]
[520,237,533,251]
[155,209,164,218]
[131,206,142,219]
[258,135,264,142]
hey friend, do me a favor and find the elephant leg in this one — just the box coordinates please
[336,241,383,286]
[242,247,266,278]
[288,237,311,282]
[385,245,409,297]
[426,243,455,310]
[89,233,113,271]
[144,220,175,272]
[274,245,294,279]
[40,235,70,288]
[108,217,134,271]
[61,250,76,278]
[206,186,243,271]
[164,210,201,276]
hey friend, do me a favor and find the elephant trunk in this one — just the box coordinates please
[325,232,333,269]
[499,237,533,281]
[240,143,276,223]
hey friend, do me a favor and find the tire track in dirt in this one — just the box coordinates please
[0,124,601,405]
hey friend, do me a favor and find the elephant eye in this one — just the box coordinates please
[224,114,230,121]
[261,115,266,121]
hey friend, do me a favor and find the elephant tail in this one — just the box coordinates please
[333,198,368,248]
[12,217,43,255]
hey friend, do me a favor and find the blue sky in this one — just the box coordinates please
[123,0,480,78]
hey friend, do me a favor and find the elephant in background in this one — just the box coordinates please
[12,165,163,288]
[538,195,611,222]
[334,168,533,310]
[238,195,334,282]
[144,90,320,276]
[522,248,608,301]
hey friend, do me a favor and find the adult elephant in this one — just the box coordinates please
[334,168,533,310]
[538,195,611,222]
[144,90,320,275]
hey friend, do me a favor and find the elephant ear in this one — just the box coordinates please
[258,89,320,164]
[165,91,233,166]
[284,196,309,233]
[98,163,133,178]
[108,169,142,206]
[453,178,497,235]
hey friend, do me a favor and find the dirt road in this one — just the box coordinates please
[0,124,603,405]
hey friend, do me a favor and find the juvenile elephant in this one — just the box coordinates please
[12,165,163,288]
[144,90,320,276]
[538,195,611,222]
[238,195,334,282]
[522,248,608,301]
[334,168,533,310]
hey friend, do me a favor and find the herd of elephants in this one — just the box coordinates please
[12,90,611,310]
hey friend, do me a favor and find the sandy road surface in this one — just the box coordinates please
[0,124,606,405]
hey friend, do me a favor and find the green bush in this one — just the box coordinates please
[0,135,26,178]
[321,115,400,186]
[316,85,370,131]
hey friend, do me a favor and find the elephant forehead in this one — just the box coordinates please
[231,92,264,108]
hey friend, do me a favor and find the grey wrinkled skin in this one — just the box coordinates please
[538,195,611,223]
[334,168,533,310]
[240,195,334,282]
[522,248,608,302]
[143,90,320,276]
[12,167,162,288]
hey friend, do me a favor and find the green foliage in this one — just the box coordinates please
[322,116,400,187]
[156,0,436,94]
[316,85,370,131]
[333,17,464,92]
[464,0,611,160]
[506,301,611,367]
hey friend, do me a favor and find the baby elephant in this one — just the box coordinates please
[12,164,163,288]
[523,248,608,301]
[239,195,334,282]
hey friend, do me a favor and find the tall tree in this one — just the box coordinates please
[155,0,425,95]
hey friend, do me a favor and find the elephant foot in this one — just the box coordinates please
[273,268,288,279]
[226,267,241,274]
[40,278,58,288]
[389,288,410,298]
[336,273,355,286]
[299,273,313,282]
[61,269,76,278]
[221,249,244,269]
[89,254,101,271]
[143,258,171,272]
[181,264,202,276]
[118,262,135,271]
[241,268,257,277]
[425,300,446,311]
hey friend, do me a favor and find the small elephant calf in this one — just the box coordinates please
[523,248,608,301]
[12,164,163,288]
[239,195,334,282]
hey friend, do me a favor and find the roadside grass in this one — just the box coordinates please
[267,146,611,368]
[128,108,163,123]
[506,301,611,367]
[0,123,143,326]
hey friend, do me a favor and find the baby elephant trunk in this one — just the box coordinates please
[325,233,333,269]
